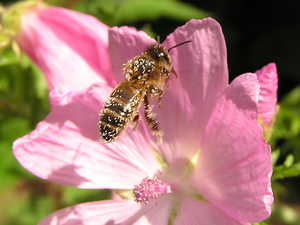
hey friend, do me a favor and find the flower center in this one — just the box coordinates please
[133,177,171,204]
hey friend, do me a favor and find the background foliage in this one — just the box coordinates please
[0,0,300,224]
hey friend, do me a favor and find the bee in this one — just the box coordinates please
[98,41,191,143]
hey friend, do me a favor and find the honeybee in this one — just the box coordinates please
[98,41,191,143]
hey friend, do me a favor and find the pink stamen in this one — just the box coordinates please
[133,177,171,204]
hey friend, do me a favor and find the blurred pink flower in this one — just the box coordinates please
[13,7,273,225]
[15,6,114,93]
[255,63,278,137]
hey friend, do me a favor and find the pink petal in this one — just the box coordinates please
[39,198,172,225]
[193,73,273,222]
[13,84,159,189]
[159,18,229,163]
[175,199,249,225]
[38,200,141,225]
[255,63,278,128]
[16,7,115,92]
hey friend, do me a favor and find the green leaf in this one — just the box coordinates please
[63,187,111,206]
[272,162,300,180]
[270,203,300,225]
[281,85,300,108]
[76,0,211,26]
[0,117,33,186]
[253,221,268,225]
[283,154,294,167]
[271,148,280,167]
[0,48,19,66]
[111,0,210,25]
[269,85,300,161]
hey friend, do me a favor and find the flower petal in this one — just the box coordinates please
[16,7,115,92]
[157,18,229,162]
[256,63,278,128]
[39,198,172,225]
[193,73,273,222]
[175,199,248,225]
[38,200,140,225]
[13,84,159,189]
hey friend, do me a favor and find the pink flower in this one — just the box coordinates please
[255,63,278,138]
[15,6,114,93]
[13,7,273,225]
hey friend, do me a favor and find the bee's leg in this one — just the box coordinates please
[144,96,163,143]
[171,68,178,78]
[144,96,159,131]
[132,113,139,131]
[149,85,163,108]
[157,97,162,108]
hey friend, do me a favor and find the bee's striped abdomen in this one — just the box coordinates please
[99,81,145,143]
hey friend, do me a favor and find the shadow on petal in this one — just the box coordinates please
[46,164,91,187]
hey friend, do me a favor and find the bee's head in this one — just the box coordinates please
[147,45,172,70]
[145,41,191,73]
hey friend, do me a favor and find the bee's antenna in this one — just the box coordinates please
[168,40,191,52]
[157,36,161,44]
